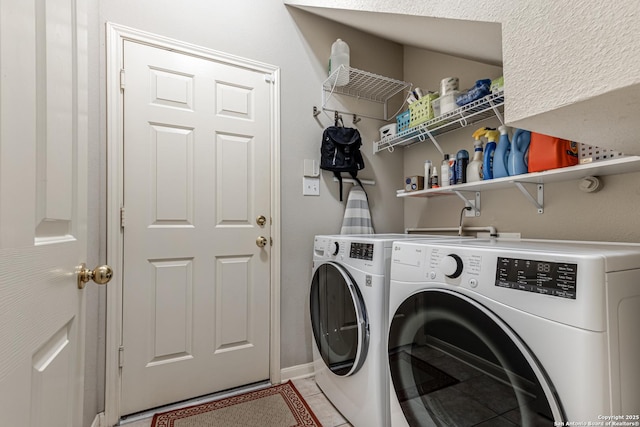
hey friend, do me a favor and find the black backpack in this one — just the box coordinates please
[320,125,365,201]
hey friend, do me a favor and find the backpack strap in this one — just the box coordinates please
[334,171,344,201]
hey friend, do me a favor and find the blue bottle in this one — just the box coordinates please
[493,125,511,178]
[482,129,499,180]
[508,129,531,175]
[455,150,469,184]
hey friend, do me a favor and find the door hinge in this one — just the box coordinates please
[270,237,273,246]
[118,346,124,368]
[120,206,126,229]
[120,69,126,90]
[264,74,274,83]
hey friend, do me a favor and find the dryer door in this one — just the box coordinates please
[310,261,369,377]
[388,289,564,426]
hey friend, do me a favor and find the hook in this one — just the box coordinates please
[312,106,321,117]
[352,114,361,124]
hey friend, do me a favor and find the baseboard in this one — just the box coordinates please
[91,412,105,427]
[280,362,314,381]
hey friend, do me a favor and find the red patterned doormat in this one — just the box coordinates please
[151,381,322,427]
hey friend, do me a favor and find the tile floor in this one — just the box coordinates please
[119,377,352,427]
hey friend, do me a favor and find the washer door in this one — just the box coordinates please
[388,289,564,426]
[310,261,369,377]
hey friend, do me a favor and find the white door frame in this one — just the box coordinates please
[104,22,281,426]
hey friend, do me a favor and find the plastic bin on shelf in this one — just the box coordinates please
[396,110,411,133]
[409,93,438,128]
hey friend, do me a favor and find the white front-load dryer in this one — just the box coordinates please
[387,238,640,426]
[310,234,470,427]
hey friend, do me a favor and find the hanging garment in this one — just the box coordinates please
[340,185,375,234]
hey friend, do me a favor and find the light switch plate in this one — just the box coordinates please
[303,159,319,177]
[303,177,320,196]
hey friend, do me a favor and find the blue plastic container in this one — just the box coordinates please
[493,126,511,178]
[396,110,410,133]
[508,129,531,176]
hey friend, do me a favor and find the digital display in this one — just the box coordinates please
[495,257,578,299]
[350,243,374,261]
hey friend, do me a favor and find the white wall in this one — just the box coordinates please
[83,1,405,422]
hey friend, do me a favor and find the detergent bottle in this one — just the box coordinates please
[467,127,488,182]
[508,129,531,176]
[492,125,511,178]
[483,129,499,180]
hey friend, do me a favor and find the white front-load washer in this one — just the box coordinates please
[310,234,470,427]
[387,238,640,426]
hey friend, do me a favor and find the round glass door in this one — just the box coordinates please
[388,289,564,426]
[310,262,369,377]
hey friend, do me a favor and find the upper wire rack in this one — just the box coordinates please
[322,66,410,104]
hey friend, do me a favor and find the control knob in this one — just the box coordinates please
[330,241,340,256]
[441,254,464,278]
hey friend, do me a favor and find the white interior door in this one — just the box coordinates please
[0,0,89,426]
[120,40,272,415]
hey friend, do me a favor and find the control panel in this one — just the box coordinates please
[495,257,578,299]
[350,242,374,261]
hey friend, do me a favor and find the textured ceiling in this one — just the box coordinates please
[294,6,503,66]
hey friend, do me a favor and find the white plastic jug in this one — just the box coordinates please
[329,39,350,86]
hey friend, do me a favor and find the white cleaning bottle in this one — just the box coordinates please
[424,160,432,189]
[467,140,484,182]
[329,39,350,86]
[440,154,450,187]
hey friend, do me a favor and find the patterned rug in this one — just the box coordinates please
[151,381,322,427]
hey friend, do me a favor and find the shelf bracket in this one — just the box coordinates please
[421,129,445,157]
[514,182,544,214]
[453,191,481,217]
[488,97,505,127]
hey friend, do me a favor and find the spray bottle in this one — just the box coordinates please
[493,125,511,178]
[430,166,439,188]
[483,129,500,180]
[467,128,489,182]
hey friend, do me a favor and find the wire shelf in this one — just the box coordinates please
[318,66,411,121]
[374,90,505,153]
[323,66,410,103]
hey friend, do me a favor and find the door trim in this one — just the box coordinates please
[104,22,281,426]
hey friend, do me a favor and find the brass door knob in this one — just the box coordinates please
[256,236,268,248]
[77,263,113,289]
[256,215,267,226]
